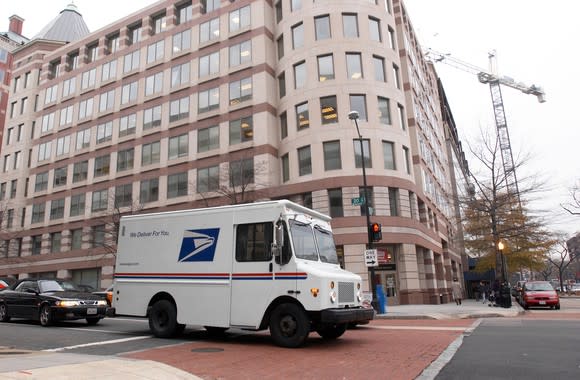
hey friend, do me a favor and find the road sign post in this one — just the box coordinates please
[364,249,378,267]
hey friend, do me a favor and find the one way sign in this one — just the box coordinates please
[364,249,378,267]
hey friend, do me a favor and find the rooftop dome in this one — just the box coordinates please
[33,3,89,42]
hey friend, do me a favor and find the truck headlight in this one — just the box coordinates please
[357,290,362,302]
[330,290,337,303]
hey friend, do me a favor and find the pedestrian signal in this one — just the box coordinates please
[369,223,382,242]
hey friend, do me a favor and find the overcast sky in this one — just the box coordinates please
[2,1,578,236]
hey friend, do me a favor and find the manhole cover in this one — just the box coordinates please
[191,347,224,353]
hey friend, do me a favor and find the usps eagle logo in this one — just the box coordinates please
[178,229,220,262]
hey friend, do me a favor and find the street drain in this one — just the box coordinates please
[191,347,224,353]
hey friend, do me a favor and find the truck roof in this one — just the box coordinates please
[120,200,331,222]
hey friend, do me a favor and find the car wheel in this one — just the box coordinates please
[555,304,561,310]
[86,317,101,325]
[0,303,10,322]
[269,303,310,348]
[148,300,178,338]
[316,323,347,340]
[39,304,53,327]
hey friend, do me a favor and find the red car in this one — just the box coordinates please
[520,281,560,310]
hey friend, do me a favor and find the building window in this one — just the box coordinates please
[349,94,367,121]
[94,155,111,177]
[119,113,137,137]
[393,64,401,89]
[71,228,83,249]
[73,161,88,182]
[201,0,220,14]
[31,235,42,255]
[278,72,286,98]
[152,13,167,34]
[323,141,342,171]
[115,184,133,207]
[12,151,21,170]
[50,199,65,220]
[128,23,142,45]
[293,61,306,88]
[346,52,363,79]
[92,225,106,248]
[328,189,343,217]
[59,106,73,127]
[374,55,386,82]
[123,50,140,73]
[173,29,191,54]
[388,26,396,49]
[101,61,117,81]
[62,78,76,97]
[230,5,251,32]
[143,105,162,130]
[320,95,338,124]
[277,36,284,59]
[78,98,93,120]
[38,142,51,161]
[342,13,359,38]
[317,54,334,81]
[107,33,120,54]
[275,1,283,23]
[383,141,396,170]
[354,139,372,168]
[117,148,135,171]
[229,158,254,187]
[403,146,411,174]
[369,17,381,41]
[96,121,113,144]
[171,62,190,88]
[70,193,86,216]
[31,203,45,224]
[170,97,190,122]
[145,72,162,97]
[169,134,189,159]
[199,51,220,77]
[41,113,55,133]
[9,179,16,199]
[199,17,219,43]
[298,145,312,176]
[147,40,165,64]
[280,112,288,139]
[177,2,192,25]
[142,141,161,165]
[281,153,289,182]
[292,22,304,49]
[81,69,97,90]
[76,128,91,150]
[198,87,219,113]
[389,187,399,216]
[54,166,67,187]
[295,102,309,130]
[197,165,219,192]
[229,40,252,67]
[167,172,188,198]
[315,15,331,40]
[0,182,6,198]
[378,96,391,125]
[92,189,108,212]
[198,125,219,152]
[229,77,252,105]
[99,90,115,113]
[398,104,406,130]
[229,116,253,145]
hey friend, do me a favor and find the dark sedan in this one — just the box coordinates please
[0,279,108,326]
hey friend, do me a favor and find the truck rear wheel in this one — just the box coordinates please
[316,323,347,340]
[149,300,178,338]
[269,303,310,348]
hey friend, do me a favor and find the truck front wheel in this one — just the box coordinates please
[149,300,178,338]
[269,303,310,348]
[316,323,347,340]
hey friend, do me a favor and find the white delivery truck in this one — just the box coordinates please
[113,200,374,347]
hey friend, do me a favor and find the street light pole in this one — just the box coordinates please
[348,111,377,310]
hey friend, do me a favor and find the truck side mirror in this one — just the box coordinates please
[275,222,284,248]
[272,221,286,264]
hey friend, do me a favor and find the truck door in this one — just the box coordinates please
[230,222,296,328]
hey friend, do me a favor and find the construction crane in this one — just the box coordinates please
[426,49,546,208]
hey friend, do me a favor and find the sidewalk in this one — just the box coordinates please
[0,298,521,379]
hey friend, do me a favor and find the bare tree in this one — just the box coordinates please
[546,237,579,292]
[561,181,580,216]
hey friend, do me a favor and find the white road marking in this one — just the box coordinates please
[63,327,139,334]
[43,335,152,352]
[368,325,468,331]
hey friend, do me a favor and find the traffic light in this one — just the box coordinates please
[369,222,382,242]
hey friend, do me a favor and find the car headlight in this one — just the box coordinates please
[57,300,80,307]
[329,290,337,303]
[96,300,107,306]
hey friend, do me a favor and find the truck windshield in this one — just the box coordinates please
[289,220,318,261]
[314,226,338,264]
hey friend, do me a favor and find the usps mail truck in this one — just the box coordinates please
[113,200,374,347]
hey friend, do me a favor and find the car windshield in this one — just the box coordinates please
[58,281,82,291]
[38,280,66,293]
[314,226,338,264]
[289,220,318,261]
[526,283,554,291]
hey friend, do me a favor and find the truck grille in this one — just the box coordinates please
[338,282,354,303]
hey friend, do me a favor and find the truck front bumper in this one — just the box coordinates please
[320,307,375,324]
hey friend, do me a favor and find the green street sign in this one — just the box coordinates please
[351,196,365,206]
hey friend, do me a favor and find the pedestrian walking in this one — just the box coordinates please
[479,281,487,303]
[452,278,462,305]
